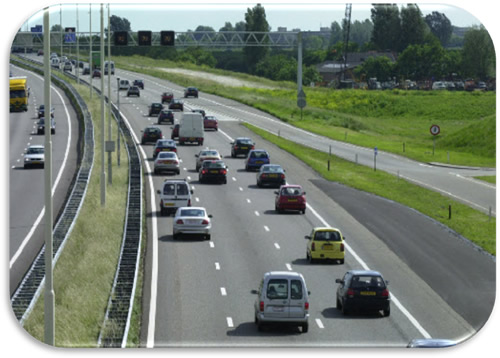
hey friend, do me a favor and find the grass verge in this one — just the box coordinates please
[243,122,496,256]
[22,79,138,347]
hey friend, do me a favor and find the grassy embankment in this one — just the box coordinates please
[22,75,143,347]
[113,55,495,256]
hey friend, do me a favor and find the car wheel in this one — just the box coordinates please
[257,180,262,188]
[223,178,227,184]
[257,321,264,332]
[301,208,306,214]
[205,234,211,241]
[172,233,178,240]
[245,165,249,171]
[341,301,349,315]
[160,206,166,216]
[231,152,235,158]
[336,297,342,310]
[383,307,390,317]
[301,322,309,333]
[176,170,180,175]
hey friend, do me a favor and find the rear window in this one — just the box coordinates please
[158,152,175,159]
[163,183,175,195]
[251,151,268,158]
[204,161,225,168]
[267,279,288,299]
[237,139,253,145]
[351,275,386,289]
[179,209,205,217]
[291,280,303,300]
[282,187,301,196]
[176,183,189,195]
[314,230,341,242]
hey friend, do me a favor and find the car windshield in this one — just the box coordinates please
[27,147,44,154]
[201,151,218,157]
[314,230,341,242]
[351,275,386,289]
[179,209,205,217]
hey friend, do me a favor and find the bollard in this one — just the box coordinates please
[328,160,330,171]
[448,205,452,220]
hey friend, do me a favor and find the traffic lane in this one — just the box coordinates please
[311,178,495,331]
[217,121,475,341]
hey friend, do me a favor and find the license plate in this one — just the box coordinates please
[241,147,248,150]
[189,137,195,141]
[256,161,263,164]
[360,291,376,296]
[210,170,219,174]
[322,244,333,250]
[269,174,278,178]
[288,199,297,202]
[164,203,174,207]
[186,219,198,225]
[272,306,284,312]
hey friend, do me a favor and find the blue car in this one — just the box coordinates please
[245,149,270,171]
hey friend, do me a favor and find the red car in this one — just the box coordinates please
[274,185,306,214]
[203,115,218,131]
[92,69,101,78]
[171,124,180,140]
[161,92,174,104]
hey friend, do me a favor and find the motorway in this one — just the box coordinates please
[14,55,495,347]
[94,65,493,346]
[9,64,80,295]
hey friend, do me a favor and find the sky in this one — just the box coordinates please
[16,1,485,34]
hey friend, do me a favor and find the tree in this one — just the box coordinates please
[399,4,427,51]
[354,56,395,81]
[329,21,343,46]
[370,4,401,51]
[109,15,131,32]
[425,12,452,47]
[461,26,495,79]
[396,40,445,80]
[349,19,373,47]
[244,3,270,73]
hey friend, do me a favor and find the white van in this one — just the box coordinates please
[252,271,310,333]
[178,112,204,145]
[104,61,115,75]
[50,57,60,69]
[119,79,130,90]
[156,179,193,216]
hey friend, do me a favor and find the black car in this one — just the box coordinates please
[336,270,391,317]
[199,160,228,184]
[184,87,199,98]
[153,139,177,158]
[141,126,163,145]
[37,117,56,135]
[37,104,54,119]
[191,109,206,118]
[158,110,175,124]
[230,137,255,158]
[256,164,286,188]
[148,103,164,117]
[171,124,180,139]
[133,79,144,89]
[83,67,90,75]
[127,86,140,97]
[168,100,184,111]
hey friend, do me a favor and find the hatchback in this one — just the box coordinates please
[161,92,174,104]
[127,86,140,97]
[203,115,218,131]
[199,160,228,184]
[36,117,56,135]
[195,149,221,171]
[173,207,212,240]
[230,137,255,157]
[336,270,390,317]
[252,271,310,333]
[256,164,285,188]
[153,139,177,159]
[274,185,306,214]
[169,100,184,111]
[92,69,101,78]
[133,79,144,89]
[305,227,345,264]
[154,151,180,175]
[148,103,164,117]
[141,126,163,145]
[245,149,270,171]
[184,87,199,98]
[171,124,180,140]
[158,110,174,124]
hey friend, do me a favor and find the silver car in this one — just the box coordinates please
[172,207,212,240]
[24,145,45,168]
[252,271,310,333]
[153,151,180,175]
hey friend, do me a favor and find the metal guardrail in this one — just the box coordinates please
[10,58,95,324]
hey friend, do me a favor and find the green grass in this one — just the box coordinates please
[244,122,496,256]
[113,55,496,168]
[22,80,134,347]
[474,176,496,184]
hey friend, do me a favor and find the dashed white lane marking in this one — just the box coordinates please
[254,210,260,217]
[209,242,215,248]
[226,317,234,328]
[220,287,227,296]
[246,198,251,203]
[195,197,199,202]
[264,226,270,232]
[315,318,324,329]
[239,187,243,191]
[232,177,236,181]
[286,263,292,271]
[274,243,280,250]
[215,262,220,270]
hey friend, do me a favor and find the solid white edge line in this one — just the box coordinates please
[10,70,73,269]
[305,202,432,339]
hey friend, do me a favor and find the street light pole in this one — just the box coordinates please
[117,77,121,166]
[107,4,112,184]
[100,3,106,205]
[43,6,55,346]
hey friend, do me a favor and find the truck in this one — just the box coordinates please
[178,112,204,145]
[9,76,29,112]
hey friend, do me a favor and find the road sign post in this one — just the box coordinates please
[430,124,440,156]
[297,89,306,120]
[374,146,378,171]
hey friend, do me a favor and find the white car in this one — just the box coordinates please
[24,145,45,168]
[173,207,212,240]
[154,151,180,175]
[194,148,221,171]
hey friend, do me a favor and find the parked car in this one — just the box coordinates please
[141,126,163,145]
[432,81,446,90]
[231,137,255,158]
[127,86,140,97]
[157,179,193,216]
[154,151,180,175]
[274,185,306,214]
[203,115,218,131]
[305,227,345,264]
[336,270,391,317]
[133,79,144,89]
[256,164,286,188]
[161,92,174,104]
[184,87,199,98]
[245,149,270,171]
[158,110,175,125]
[153,139,177,159]
[173,207,212,240]
[36,117,56,135]
[148,103,164,117]
[24,145,45,169]
[198,160,228,184]
[252,271,310,333]
[168,100,184,111]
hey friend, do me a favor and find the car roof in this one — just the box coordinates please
[348,270,383,277]
[263,271,304,280]
[28,145,44,149]
[313,227,340,232]
[280,184,302,189]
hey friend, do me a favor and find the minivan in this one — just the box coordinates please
[119,79,130,91]
[156,179,193,216]
[252,271,310,333]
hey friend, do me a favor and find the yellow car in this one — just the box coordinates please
[305,227,345,264]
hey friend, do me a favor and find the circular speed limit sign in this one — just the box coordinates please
[430,124,440,136]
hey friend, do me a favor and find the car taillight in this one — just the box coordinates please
[251,145,255,150]
[304,302,309,310]
[261,174,267,178]
[202,169,207,174]
[176,219,184,225]
[156,148,160,153]
[172,148,177,152]
[259,301,264,312]
[347,288,355,297]
[382,289,389,297]
[187,199,191,207]
[311,242,315,251]
[234,145,238,150]
[221,169,227,175]
[202,219,209,225]
[280,174,285,179]
[340,243,344,252]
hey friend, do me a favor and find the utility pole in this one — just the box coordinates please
[107,4,113,184]
[100,4,106,205]
[43,6,55,346]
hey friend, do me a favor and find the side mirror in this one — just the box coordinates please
[343,236,346,241]
[385,280,389,286]
[208,214,213,218]
[195,154,199,157]
[335,279,343,284]
[308,291,311,295]
[156,190,161,194]
[304,235,311,240]
[274,191,279,195]
[250,289,258,295]
[190,190,194,194]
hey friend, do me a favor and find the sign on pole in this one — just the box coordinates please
[430,125,440,156]
[297,89,306,109]
[64,27,76,43]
